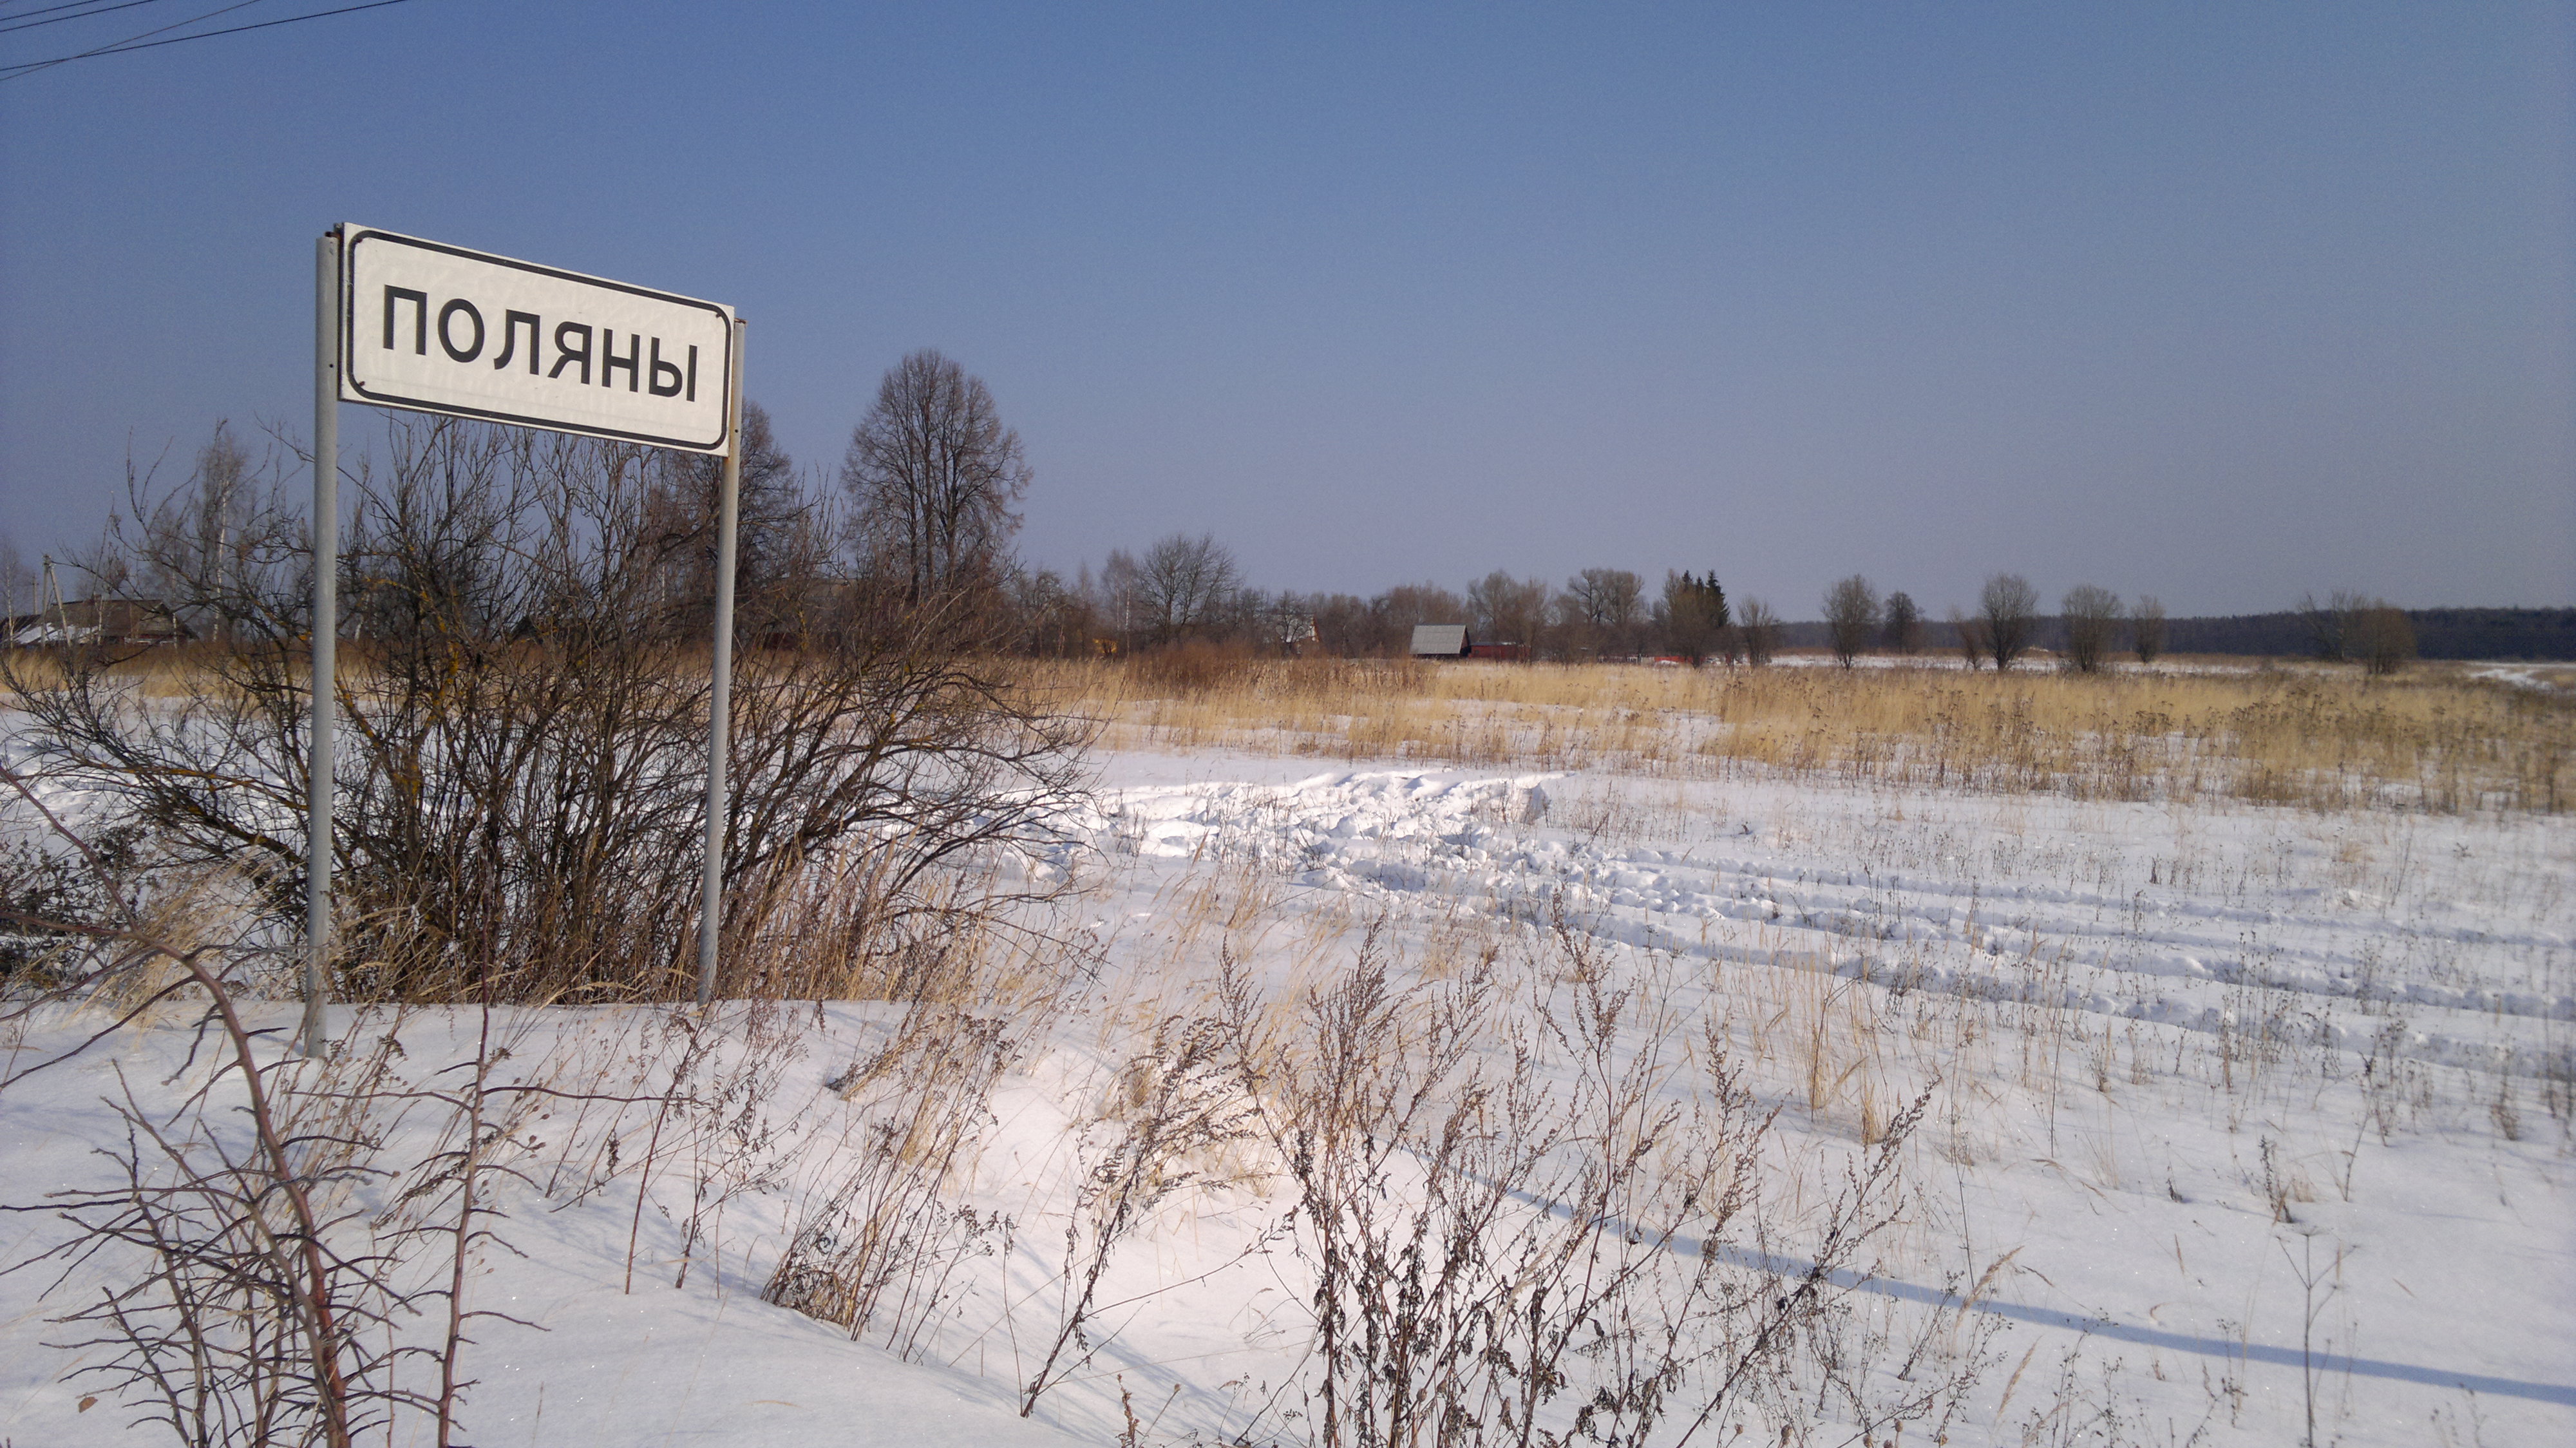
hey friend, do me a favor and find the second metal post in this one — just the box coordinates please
[695,318,746,1006]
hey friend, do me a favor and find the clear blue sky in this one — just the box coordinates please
[3,1,2569,614]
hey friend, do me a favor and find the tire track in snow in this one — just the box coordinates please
[1075,769,2573,1080]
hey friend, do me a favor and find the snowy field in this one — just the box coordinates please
[3,738,2570,1445]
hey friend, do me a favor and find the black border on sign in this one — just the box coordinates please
[337,227,735,455]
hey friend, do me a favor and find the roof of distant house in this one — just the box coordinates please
[1410,624,1469,656]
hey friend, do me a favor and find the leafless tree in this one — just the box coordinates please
[1303,591,1377,657]
[842,350,1030,606]
[2059,583,2122,673]
[1132,533,1240,644]
[1372,582,1468,654]
[2357,602,2415,676]
[1557,567,1643,658]
[645,401,811,633]
[1734,597,1781,666]
[0,526,37,629]
[2296,589,2369,662]
[1978,573,2040,671]
[1005,566,1101,658]
[1880,589,1921,655]
[124,423,266,647]
[1091,550,1144,650]
[2130,595,2168,665]
[1822,574,1880,667]
[1468,571,1549,651]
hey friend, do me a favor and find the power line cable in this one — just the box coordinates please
[1,0,413,82]
[0,0,149,17]
[1,0,270,74]
[0,0,190,40]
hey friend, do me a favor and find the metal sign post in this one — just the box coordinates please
[305,232,341,1058]
[304,225,740,1053]
[696,319,745,1007]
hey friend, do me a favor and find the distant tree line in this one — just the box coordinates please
[1003,553,1785,663]
[15,347,2568,671]
[2143,604,2576,662]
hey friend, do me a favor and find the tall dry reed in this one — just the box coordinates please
[1030,656,2571,814]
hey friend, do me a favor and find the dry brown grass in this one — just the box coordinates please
[26,645,2566,814]
[5,645,192,696]
[1027,654,2573,814]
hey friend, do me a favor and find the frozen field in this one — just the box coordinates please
[3,739,2570,1445]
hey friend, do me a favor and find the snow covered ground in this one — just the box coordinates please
[4,741,2570,1445]
[2467,662,2576,697]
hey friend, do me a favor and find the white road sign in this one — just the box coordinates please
[337,225,735,454]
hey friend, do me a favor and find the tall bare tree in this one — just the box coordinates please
[645,401,812,634]
[1822,575,1880,667]
[1880,590,1921,655]
[2058,584,2122,673]
[843,350,1030,605]
[133,423,262,644]
[1468,571,1550,651]
[1978,573,2039,671]
[1133,533,1240,643]
[1735,598,1781,666]
[2296,589,2368,662]
[2128,595,2167,665]
[0,527,40,631]
[1558,567,1643,658]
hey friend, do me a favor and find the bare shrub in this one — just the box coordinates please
[1019,1011,1262,1414]
[761,998,1024,1358]
[1217,922,1981,1446]
[2059,584,2121,674]
[0,773,545,1448]
[5,417,1088,1003]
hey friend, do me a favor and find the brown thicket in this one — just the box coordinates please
[4,417,1088,1003]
